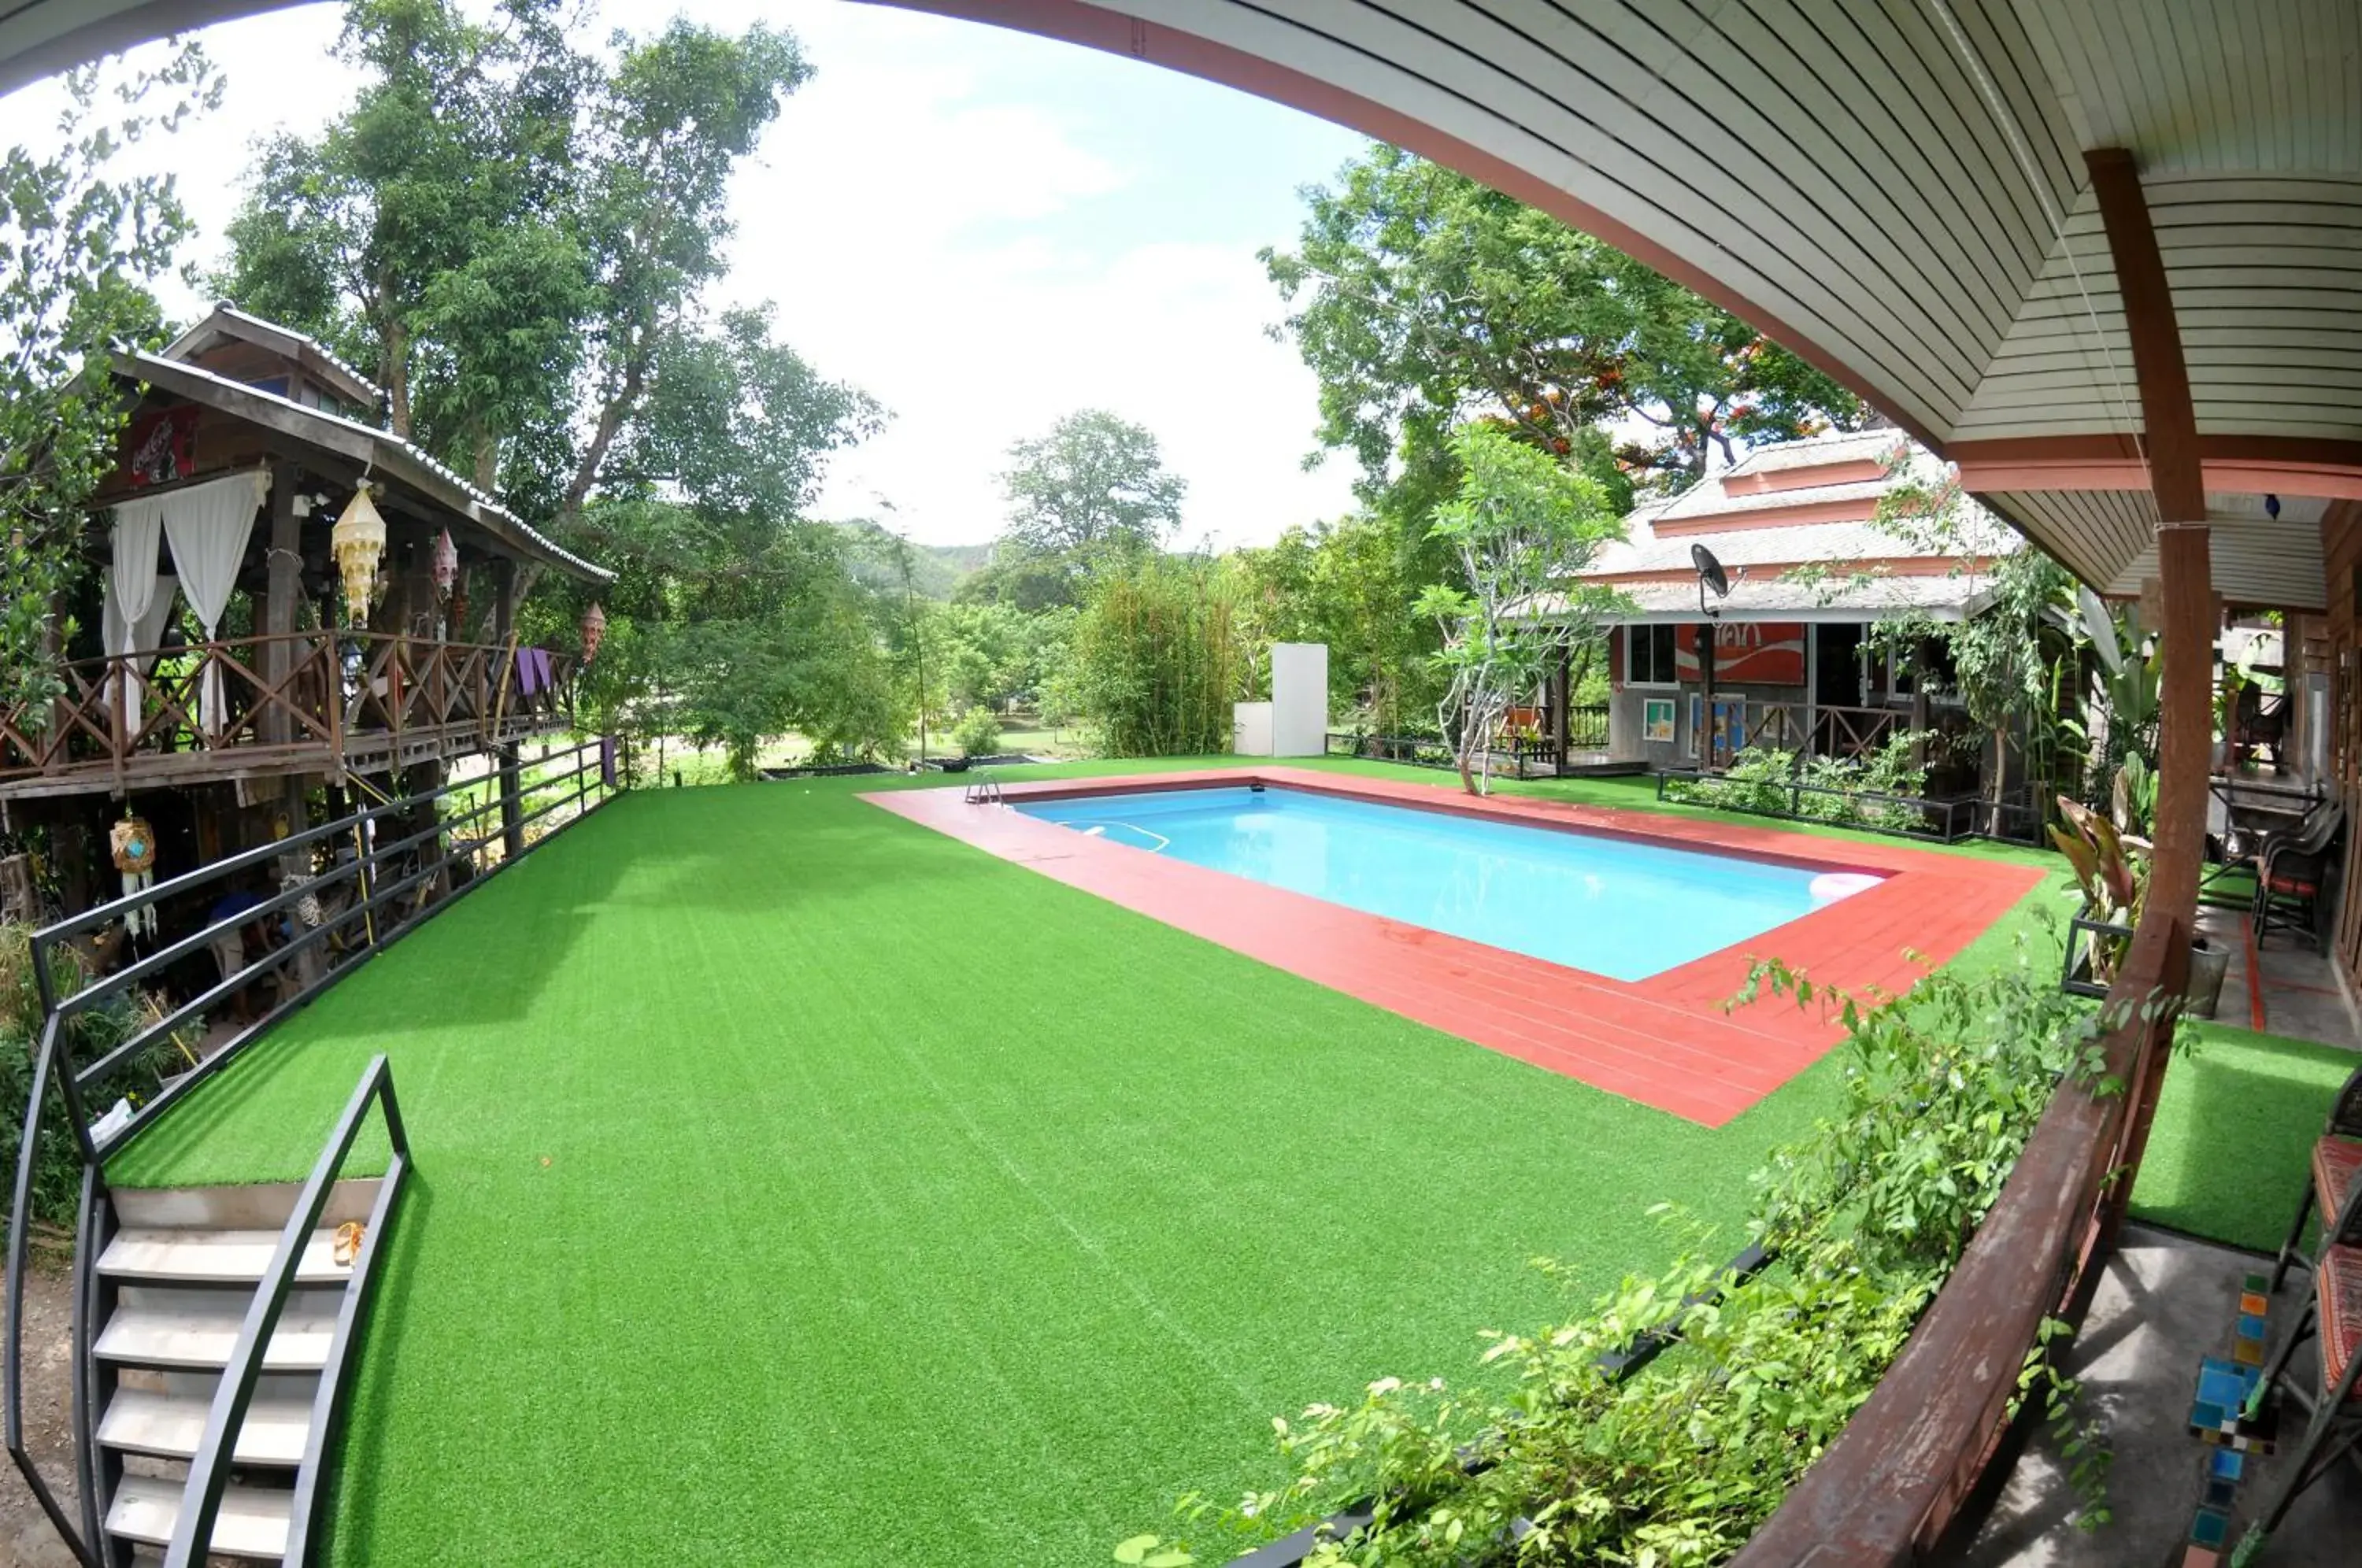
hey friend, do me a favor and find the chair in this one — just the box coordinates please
[2270,1063,2362,1293]
[2253,798,2345,949]
[2248,1085,2362,1549]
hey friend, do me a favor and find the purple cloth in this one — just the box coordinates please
[513,647,551,697]
[601,734,616,787]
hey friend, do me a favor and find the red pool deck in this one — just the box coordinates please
[868,768,2048,1127]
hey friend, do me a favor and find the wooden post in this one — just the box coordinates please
[2090,146,2212,930]
[493,559,524,860]
[1550,646,1571,763]
[2087,146,2214,1228]
[260,464,300,745]
[1697,621,1717,770]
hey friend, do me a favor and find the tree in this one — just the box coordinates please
[218,0,589,460]
[1413,426,1624,794]
[1232,513,1435,733]
[1068,557,1240,757]
[1264,144,1865,500]
[221,0,886,770]
[1842,461,2078,825]
[216,0,820,520]
[990,409,1186,604]
[0,45,216,714]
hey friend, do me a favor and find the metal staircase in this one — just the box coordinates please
[90,1173,391,1563]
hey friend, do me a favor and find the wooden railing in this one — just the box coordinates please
[1729,916,2190,1564]
[0,631,575,786]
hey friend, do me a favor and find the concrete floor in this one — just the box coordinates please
[1954,900,2362,1566]
[1953,1226,2362,1566]
[2194,901,2362,1048]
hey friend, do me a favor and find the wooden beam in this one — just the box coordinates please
[2087,146,2212,929]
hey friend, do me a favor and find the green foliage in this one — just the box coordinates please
[0,45,213,712]
[2,925,192,1237]
[1232,513,1439,731]
[983,410,1187,609]
[2050,786,2150,984]
[1416,426,1623,793]
[836,520,989,599]
[1842,464,2084,804]
[1068,557,1241,757]
[1161,942,2109,1565]
[951,706,1003,759]
[1669,734,1932,833]
[1263,142,1863,505]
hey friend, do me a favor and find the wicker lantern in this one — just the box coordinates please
[431,527,458,597]
[331,483,387,621]
[579,601,607,663]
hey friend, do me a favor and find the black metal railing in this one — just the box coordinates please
[1565,704,1610,750]
[1327,730,1454,769]
[168,1055,409,1567]
[5,736,618,1567]
[1653,767,2045,845]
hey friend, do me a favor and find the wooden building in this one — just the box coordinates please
[1539,431,2019,778]
[0,304,609,920]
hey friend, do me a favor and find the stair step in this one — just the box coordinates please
[100,1386,312,1466]
[107,1474,291,1558]
[98,1228,352,1286]
[97,1292,341,1371]
[112,1178,380,1232]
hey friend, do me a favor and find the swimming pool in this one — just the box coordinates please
[1016,785,1879,982]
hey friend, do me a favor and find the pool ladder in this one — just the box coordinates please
[964,772,1003,806]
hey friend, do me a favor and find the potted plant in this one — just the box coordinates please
[2051,758,2230,1015]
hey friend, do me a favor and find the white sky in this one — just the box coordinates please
[0,0,1371,549]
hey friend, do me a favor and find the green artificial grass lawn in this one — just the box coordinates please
[106,760,2067,1566]
[2127,1021,2360,1254]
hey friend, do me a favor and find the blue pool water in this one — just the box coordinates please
[1016,786,1877,982]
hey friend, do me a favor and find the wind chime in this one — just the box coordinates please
[109,815,158,941]
[330,481,387,627]
[433,527,465,638]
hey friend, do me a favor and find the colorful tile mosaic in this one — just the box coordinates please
[2179,1272,2281,1565]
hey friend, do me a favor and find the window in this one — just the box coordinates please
[1625,623,1678,686]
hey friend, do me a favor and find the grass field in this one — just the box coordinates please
[107,760,2075,1564]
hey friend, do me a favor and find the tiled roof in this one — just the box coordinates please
[1578,435,2018,580]
[1540,571,1994,622]
[1717,426,1902,475]
[164,305,384,408]
[117,349,610,584]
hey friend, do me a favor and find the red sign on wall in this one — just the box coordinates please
[125,405,198,486]
[1675,622,1806,686]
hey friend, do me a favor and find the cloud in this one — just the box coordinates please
[726,7,1359,548]
[0,0,1363,549]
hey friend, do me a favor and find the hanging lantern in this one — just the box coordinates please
[447,578,470,641]
[330,483,387,621]
[579,601,607,663]
[431,527,459,597]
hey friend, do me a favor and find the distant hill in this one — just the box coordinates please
[832,520,994,601]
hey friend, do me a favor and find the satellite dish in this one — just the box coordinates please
[1691,543,1731,617]
[1691,542,1731,597]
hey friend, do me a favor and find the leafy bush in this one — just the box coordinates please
[1150,935,2117,1564]
[1668,732,1931,834]
[952,706,1004,759]
[1068,558,1242,756]
[4,924,194,1240]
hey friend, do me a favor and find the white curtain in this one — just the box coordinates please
[100,571,180,668]
[154,469,271,738]
[103,505,168,732]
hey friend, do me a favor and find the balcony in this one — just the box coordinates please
[0,631,576,801]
